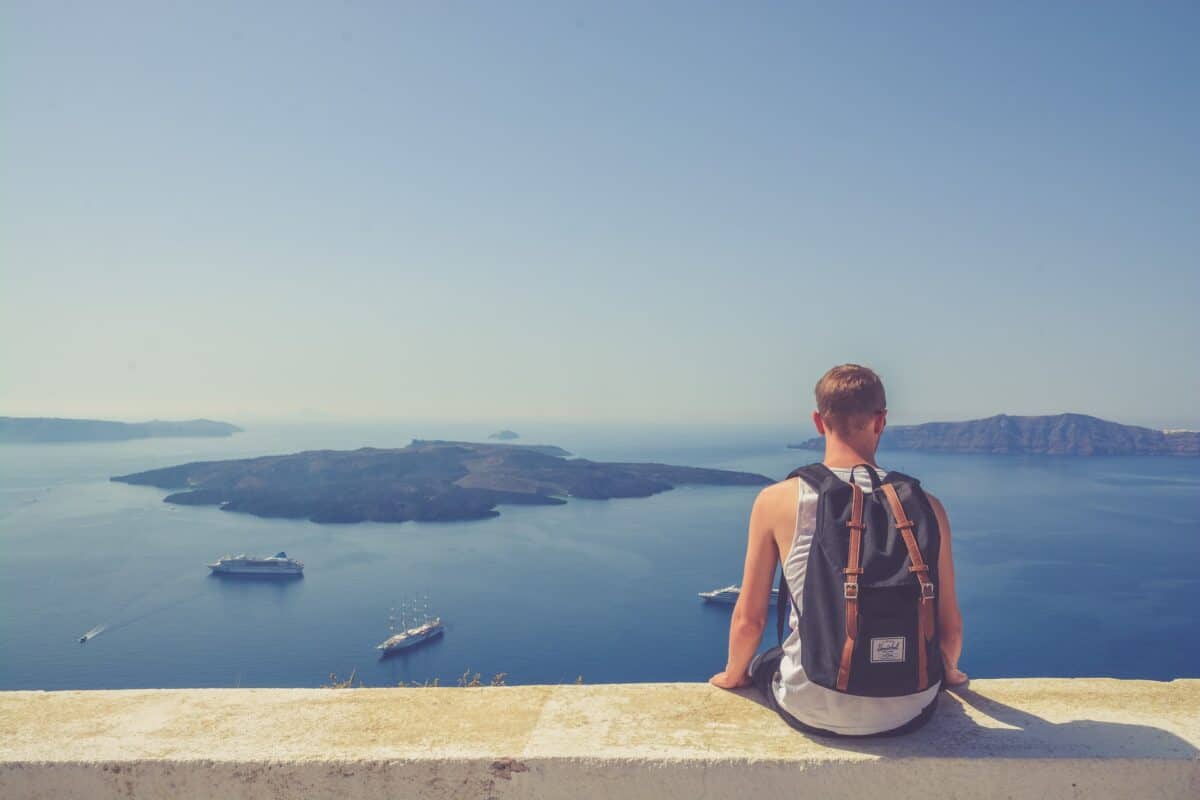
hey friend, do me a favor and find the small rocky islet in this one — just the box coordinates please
[111,439,772,524]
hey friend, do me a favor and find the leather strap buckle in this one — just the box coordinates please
[844,582,859,600]
[920,582,936,601]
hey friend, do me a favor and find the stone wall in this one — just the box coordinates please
[2,679,1197,798]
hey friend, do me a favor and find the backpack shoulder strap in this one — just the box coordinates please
[775,463,827,646]
[785,462,839,492]
[775,565,789,646]
[881,470,922,489]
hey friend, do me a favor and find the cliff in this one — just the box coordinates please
[0,417,242,443]
[789,413,1199,456]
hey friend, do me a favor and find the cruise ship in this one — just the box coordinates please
[377,606,444,655]
[207,551,304,576]
[698,584,779,604]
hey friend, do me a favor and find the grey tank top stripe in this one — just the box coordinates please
[772,465,940,735]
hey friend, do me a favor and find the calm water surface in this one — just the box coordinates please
[1,422,1197,689]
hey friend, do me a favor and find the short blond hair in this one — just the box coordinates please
[815,364,887,436]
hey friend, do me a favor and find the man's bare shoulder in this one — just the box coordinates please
[753,478,798,523]
[923,491,951,535]
[758,477,796,502]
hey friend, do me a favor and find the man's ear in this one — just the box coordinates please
[874,411,887,436]
[812,411,826,436]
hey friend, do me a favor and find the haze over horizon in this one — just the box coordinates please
[3,2,1197,430]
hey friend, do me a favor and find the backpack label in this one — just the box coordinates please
[870,636,906,663]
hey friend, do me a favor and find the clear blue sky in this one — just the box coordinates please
[3,2,1197,428]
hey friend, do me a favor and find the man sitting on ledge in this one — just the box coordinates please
[711,364,968,736]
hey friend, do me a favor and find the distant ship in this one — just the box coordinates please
[377,602,444,655]
[78,625,105,643]
[698,584,779,604]
[207,551,304,575]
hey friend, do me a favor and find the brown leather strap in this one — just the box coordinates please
[836,483,865,691]
[880,483,936,691]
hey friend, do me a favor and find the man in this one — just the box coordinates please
[710,364,967,736]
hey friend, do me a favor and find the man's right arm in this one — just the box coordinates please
[928,493,967,686]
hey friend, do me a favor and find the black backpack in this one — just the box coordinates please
[776,463,943,696]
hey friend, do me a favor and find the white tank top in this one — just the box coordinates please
[772,465,940,735]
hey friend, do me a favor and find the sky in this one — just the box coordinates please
[2,1,1198,428]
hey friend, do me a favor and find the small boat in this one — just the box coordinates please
[698,584,779,604]
[377,600,444,655]
[79,625,104,643]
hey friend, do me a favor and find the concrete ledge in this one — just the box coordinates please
[2,679,1197,798]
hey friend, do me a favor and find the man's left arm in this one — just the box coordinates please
[710,484,781,689]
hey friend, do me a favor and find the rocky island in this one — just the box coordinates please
[788,413,1200,456]
[111,439,772,524]
[1,417,242,444]
[488,430,520,441]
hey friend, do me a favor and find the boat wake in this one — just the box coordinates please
[77,569,209,644]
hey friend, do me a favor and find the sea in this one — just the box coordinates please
[1,421,1197,690]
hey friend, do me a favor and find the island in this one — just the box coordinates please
[0,417,243,444]
[788,413,1200,456]
[110,439,772,524]
[488,430,520,441]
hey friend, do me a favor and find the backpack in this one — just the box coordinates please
[775,463,943,696]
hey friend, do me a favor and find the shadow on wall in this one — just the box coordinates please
[736,685,1198,760]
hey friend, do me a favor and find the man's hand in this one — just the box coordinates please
[944,666,969,688]
[709,670,751,689]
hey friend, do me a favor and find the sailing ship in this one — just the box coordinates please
[377,597,444,655]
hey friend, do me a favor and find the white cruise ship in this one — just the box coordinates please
[698,584,779,604]
[207,551,304,576]
[377,605,444,655]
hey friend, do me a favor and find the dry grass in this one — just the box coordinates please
[323,668,361,689]
[455,669,508,687]
[321,669,583,688]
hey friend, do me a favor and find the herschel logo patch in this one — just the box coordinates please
[870,636,906,663]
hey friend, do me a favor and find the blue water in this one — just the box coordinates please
[1,422,1197,689]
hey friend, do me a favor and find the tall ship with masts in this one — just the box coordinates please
[377,598,444,655]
